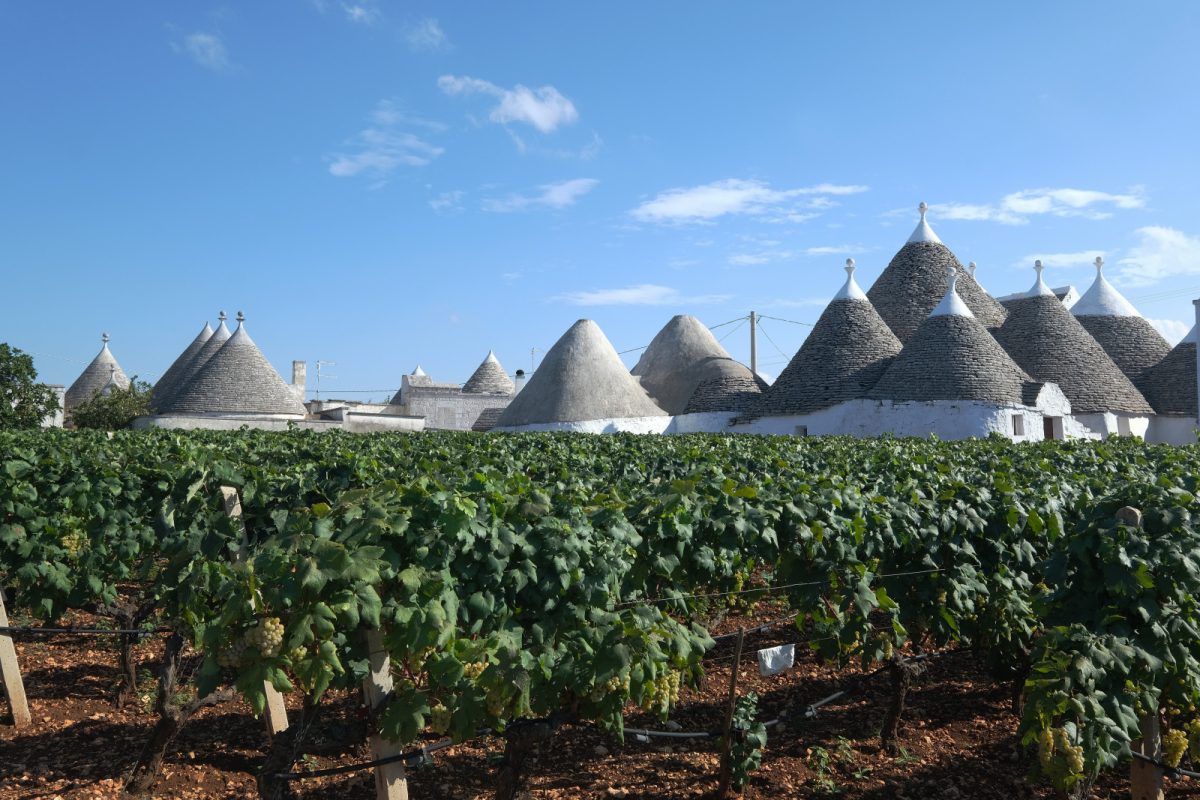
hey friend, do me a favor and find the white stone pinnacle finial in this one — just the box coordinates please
[102,332,109,345]
[1095,256,1105,274]
[1035,259,1044,275]
[845,257,855,275]
[969,261,977,277]
[919,201,928,219]
[236,310,245,323]
[218,310,227,322]
[833,257,866,301]
[946,264,957,286]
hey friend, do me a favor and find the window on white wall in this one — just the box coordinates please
[1012,415,1025,436]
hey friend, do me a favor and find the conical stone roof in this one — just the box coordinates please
[1140,325,1197,416]
[168,313,232,404]
[1071,257,1171,388]
[65,333,130,410]
[495,319,667,427]
[755,259,902,415]
[867,203,1007,342]
[149,322,213,412]
[869,268,1034,404]
[462,352,515,395]
[994,262,1153,415]
[164,312,306,416]
[632,315,764,414]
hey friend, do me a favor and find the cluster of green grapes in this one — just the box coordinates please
[875,632,894,660]
[1037,727,1085,789]
[1185,719,1200,764]
[430,702,452,734]
[217,617,284,668]
[463,660,488,681]
[589,672,631,702]
[639,670,682,715]
[1164,728,1188,768]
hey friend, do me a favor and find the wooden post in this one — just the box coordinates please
[364,629,408,800]
[0,591,31,728]
[1131,711,1164,800]
[717,628,746,798]
[220,486,289,739]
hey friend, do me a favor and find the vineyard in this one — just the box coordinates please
[3,429,1200,799]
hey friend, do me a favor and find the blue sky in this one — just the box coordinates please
[4,2,1200,398]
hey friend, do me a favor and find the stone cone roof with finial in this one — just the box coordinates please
[632,315,765,415]
[495,319,667,427]
[164,312,306,416]
[1140,325,1197,416]
[869,267,1035,404]
[65,333,130,410]
[994,262,1153,415]
[1071,257,1171,390]
[754,259,902,415]
[165,313,232,406]
[867,203,1007,343]
[462,352,515,395]
[149,322,213,412]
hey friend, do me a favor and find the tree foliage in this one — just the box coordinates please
[0,342,60,429]
[70,378,152,430]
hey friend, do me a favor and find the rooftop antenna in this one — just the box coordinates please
[315,360,336,400]
[530,347,544,373]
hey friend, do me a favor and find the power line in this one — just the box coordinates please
[754,319,792,362]
[716,318,747,345]
[756,314,814,327]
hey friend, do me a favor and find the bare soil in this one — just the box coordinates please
[1,608,1194,800]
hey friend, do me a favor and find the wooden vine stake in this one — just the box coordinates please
[0,590,31,728]
[364,629,408,800]
[1118,506,1164,800]
[220,486,289,739]
[717,627,746,798]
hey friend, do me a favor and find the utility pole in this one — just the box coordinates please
[749,311,758,376]
[315,360,336,400]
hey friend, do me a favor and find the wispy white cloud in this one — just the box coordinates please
[1013,250,1107,271]
[558,284,730,306]
[728,244,864,266]
[482,178,598,213]
[918,187,1146,227]
[327,99,444,184]
[406,18,448,51]
[172,32,231,72]
[1147,318,1192,345]
[429,190,464,213]
[438,74,579,133]
[342,2,381,24]
[631,179,868,224]
[1117,226,1200,287]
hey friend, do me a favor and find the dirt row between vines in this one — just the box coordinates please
[0,607,1190,800]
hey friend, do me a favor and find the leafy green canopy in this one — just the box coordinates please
[0,343,60,430]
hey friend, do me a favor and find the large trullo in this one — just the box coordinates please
[493,319,667,432]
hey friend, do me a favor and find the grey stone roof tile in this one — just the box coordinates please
[163,314,306,416]
[868,314,1033,404]
[754,298,901,415]
[1141,340,1197,416]
[496,319,667,427]
[149,322,212,412]
[462,352,515,395]
[65,335,130,410]
[1075,315,1172,393]
[994,295,1153,414]
[867,241,1008,342]
[633,315,763,414]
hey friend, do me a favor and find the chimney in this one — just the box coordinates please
[292,360,307,403]
[513,369,526,394]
